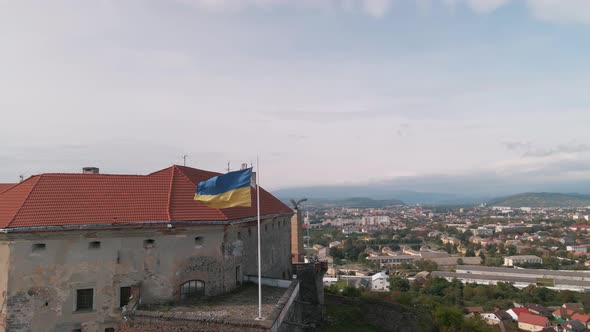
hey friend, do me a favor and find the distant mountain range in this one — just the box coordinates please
[272,172,590,206]
[488,193,590,208]
[273,186,487,206]
[293,197,405,209]
[274,184,590,208]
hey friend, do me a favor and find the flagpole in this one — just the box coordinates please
[256,156,262,320]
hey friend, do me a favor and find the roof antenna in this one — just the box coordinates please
[182,154,188,166]
[226,162,230,173]
[19,175,24,183]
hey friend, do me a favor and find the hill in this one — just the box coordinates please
[320,197,404,208]
[280,197,405,209]
[488,192,590,208]
[274,186,481,205]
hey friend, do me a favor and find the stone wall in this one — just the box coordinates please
[290,210,304,263]
[0,214,292,332]
[0,243,9,331]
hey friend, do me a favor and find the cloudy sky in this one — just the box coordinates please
[1,0,590,192]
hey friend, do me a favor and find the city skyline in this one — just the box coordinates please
[1,0,590,191]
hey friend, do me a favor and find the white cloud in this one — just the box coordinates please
[164,0,590,23]
[526,0,590,25]
[440,0,510,14]
[466,0,510,13]
[175,0,395,17]
[362,0,394,18]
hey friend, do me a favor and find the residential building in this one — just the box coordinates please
[517,313,551,332]
[479,312,501,325]
[0,166,294,332]
[328,241,341,248]
[571,313,590,329]
[566,245,588,253]
[507,307,530,321]
[504,255,543,266]
[472,227,494,237]
[367,255,417,267]
[526,303,552,317]
[370,272,389,291]
[553,308,576,320]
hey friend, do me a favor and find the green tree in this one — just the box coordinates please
[390,276,410,292]
[433,306,464,332]
[507,245,517,256]
[415,259,438,272]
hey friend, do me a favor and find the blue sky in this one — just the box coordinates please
[1,0,590,193]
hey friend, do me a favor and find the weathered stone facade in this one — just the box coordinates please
[290,210,305,264]
[0,215,292,332]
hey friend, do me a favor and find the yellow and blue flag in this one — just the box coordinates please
[194,168,252,208]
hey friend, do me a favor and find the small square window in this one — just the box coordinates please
[105,328,115,332]
[143,239,155,249]
[89,241,101,249]
[32,243,46,252]
[194,237,204,248]
[76,288,93,311]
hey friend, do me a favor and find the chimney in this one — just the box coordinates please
[82,167,100,174]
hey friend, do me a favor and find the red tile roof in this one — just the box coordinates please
[519,313,549,327]
[571,313,590,324]
[465,306,484,313]
[553,308,576,318]
[0,183,15,194]
[0,165,292,230]
[511,307,530,317]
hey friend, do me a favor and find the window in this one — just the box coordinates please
[237,232,241,240]
[194,237,204,248]
[32,243,46,252]
[143,239,155,249]
[105,329,115,332]
[120,286,131,307]
[89,241,101,249]
[265,225,268,232]
[180,280,205,301]
[248,228,252,237]
[76,288,94,311]
[72,329,82,332]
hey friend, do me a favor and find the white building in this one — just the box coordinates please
[504,255,543,266]
[472,227,494,237]
[480,312,501,325]
[328,241,342,248]
[371,272,390,291]
[566,245,588,253]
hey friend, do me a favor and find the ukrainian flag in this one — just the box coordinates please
[194,168,252,208]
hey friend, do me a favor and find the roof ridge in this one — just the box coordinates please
[173,165,231,220]
[41,173,146,177]
[166,166,177,221]
[5,176,41,228]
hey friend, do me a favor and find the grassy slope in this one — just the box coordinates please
[489,192,590,207]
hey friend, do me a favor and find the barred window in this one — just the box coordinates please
[180,280,205,301]
[76,288,93,311]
